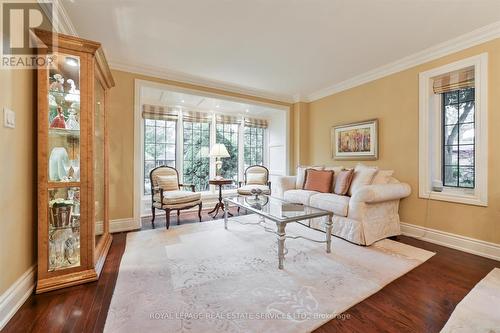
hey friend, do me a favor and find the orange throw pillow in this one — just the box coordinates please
[334,169,354,195]
[303,169,334,193]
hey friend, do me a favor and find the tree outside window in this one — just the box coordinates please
[216,123,238,188]
[183,121,210,191]
[442,88,475,188]
[144,119,176,195]
[244,126,264,169]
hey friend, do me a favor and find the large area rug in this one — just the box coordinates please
[441,268,500,333]
[104,215,434,333]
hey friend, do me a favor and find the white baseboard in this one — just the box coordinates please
[401,222,500,262]
[110,218,141,233]
[0,265,36,330]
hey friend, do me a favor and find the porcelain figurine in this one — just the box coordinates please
[50,106,66,128]
[65,108,80,130]
[49,73,65,92]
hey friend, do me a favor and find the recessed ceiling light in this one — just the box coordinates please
[181,99,185,103]
[216,104,220,108]
[65,57,79,67]
[245,109,249,113]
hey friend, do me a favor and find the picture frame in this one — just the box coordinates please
[331,119,378,160]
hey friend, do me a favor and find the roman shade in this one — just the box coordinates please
[244,117,268,129]
[433,67,475,94]
[216,114,241,124]
[142,104,179,120]
[182,111,211,123]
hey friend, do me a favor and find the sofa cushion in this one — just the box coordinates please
[237,184,271,195]
[324,166,344,190]
[283,189,319,205]
[154,190,201,205]
[371,169,395,185]
[334,169,354,195]
[303,169,334,193]
[296,165,324,189]
[348,164,378,196]
[310,193,350,217]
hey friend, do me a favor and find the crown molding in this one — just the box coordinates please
[305,20,500,102]
[38,0,78,36]
[109,59,294,105]
[45,2,500,105]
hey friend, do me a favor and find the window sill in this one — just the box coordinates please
[419,188,487,207]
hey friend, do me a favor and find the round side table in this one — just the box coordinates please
[208,179,233,218]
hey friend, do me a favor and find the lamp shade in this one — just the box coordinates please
[209,143,230,158]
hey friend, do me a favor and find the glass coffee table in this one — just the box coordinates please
[223,195,333,269]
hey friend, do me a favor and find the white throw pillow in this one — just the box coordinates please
[156,175,179,191]
[296,165,324,189]
[324,166,344,192]
[371,169,395,185]
[348,164,378,196]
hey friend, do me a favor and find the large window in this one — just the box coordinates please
[142,107,269,195]
[442,88,475,188]
[244,126,264,169]
[216,121,239,187]
[183,120,211,192]
[418,54,487,207]
[144,119,176,195]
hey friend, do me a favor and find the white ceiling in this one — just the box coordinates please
[141,87,282,117]
[63,0,500,102]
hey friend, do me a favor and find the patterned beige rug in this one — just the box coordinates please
[441,268,500,333]
[105,215,434,333]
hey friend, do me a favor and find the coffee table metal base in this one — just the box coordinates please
[223,202,333,270]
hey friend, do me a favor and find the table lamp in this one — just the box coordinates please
[209,143,230,180]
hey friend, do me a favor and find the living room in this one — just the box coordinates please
[1,1,499,332]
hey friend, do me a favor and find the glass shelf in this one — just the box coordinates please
[49,128,80,137]
[49,90,80,97]
[48,187,81,272]
[47,53,81,185]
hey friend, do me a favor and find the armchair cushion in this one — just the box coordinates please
[283,189,318,205]
[156,175,179,191]
[154,190,201,206]
[237,184,271,195]
[246,173,267,185]
[245,165,269,185]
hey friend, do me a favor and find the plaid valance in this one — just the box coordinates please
[244,117,268,129]
[142,104,178,120]
[433,67,475,94]
[182,111,212,123]
[216,114,241,125]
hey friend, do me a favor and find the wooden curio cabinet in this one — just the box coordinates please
[35,30,115,293]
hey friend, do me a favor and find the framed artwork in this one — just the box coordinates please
[331,119,378,160]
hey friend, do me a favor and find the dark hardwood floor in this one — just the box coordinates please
[3,208,499,333]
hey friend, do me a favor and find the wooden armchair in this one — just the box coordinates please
[150,166,202,229]
[237,165,271,196]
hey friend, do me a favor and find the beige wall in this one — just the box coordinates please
[107,69,293,220]
[0,69,36,295]
[291,102,310,170]
[307,38,500,244]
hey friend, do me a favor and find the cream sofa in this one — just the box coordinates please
[274,165,411,245]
